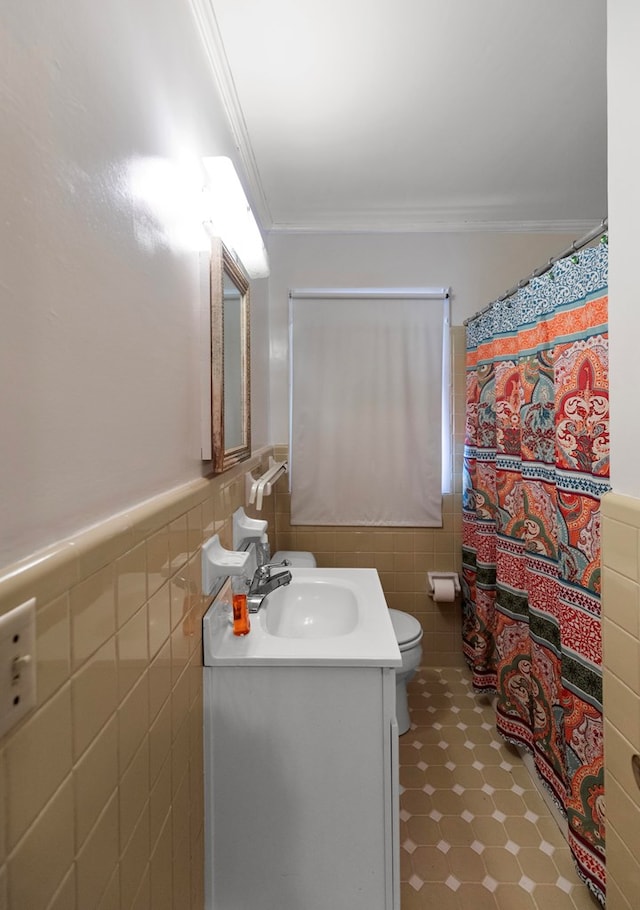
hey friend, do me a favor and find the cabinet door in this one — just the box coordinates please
[205,666,394,910]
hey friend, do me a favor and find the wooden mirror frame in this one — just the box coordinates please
[210,238,251,473]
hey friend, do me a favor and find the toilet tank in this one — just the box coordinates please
[272,550,317,568]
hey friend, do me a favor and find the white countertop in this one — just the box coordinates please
[202,567,402,668]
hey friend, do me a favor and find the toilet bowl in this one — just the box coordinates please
[388,609,424,735]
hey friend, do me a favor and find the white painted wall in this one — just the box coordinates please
[266,231,576,441]
[607,1,640,498]
[0,0,269,568]
[1,0,620,570]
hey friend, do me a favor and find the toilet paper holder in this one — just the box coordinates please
[427,571,461,599]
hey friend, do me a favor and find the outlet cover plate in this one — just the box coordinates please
[0,597,36,737]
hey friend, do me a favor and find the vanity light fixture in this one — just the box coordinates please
[202,156,270,278]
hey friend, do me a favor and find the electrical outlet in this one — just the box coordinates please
[0,597,36,737]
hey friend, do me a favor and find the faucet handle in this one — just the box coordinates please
[258,558,291,579]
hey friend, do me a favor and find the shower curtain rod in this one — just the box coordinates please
[463,217,608,326]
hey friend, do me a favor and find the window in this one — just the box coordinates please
[289,288,451,527]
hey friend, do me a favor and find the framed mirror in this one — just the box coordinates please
[210,238,251,473]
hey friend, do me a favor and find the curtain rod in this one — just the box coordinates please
[463,218,608,326]
[289,287,450,300]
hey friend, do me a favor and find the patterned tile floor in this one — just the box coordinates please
[399,666,600,910]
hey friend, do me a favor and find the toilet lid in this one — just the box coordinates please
[389,609,423,649]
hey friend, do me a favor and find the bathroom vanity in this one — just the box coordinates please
[202,568,402,910]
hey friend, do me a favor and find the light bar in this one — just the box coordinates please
[202,156,269,279]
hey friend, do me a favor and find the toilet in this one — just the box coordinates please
[273,548,422,736]
[388,609,424,735]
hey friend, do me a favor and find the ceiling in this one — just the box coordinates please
[199,0,607,234]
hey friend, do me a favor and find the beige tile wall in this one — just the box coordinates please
[273,326,467,668]
[602,491,640,910]
[0,451,276,910]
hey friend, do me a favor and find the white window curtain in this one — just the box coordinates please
[289,289,448,527]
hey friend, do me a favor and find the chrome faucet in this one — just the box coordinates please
[246,560,292,613]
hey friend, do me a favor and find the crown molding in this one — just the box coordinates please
[268,218,601,236]
[187,2,602,240]
[188,0,273,230]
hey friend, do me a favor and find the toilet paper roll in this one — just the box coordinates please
[431,578,456,603]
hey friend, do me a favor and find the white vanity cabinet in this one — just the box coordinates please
[202,567,402,910]
[203,663,399,910]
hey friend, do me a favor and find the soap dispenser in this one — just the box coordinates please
[201,533,257,637]
[231,574,251,636]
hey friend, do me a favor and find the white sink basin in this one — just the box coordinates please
[203,568,401,667]
[264,579,359,639]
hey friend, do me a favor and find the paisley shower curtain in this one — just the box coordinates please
[461,241,609,904]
